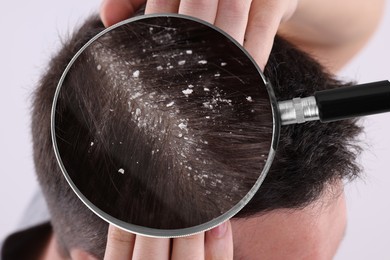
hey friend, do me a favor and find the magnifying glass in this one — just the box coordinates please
[51,14,390,237]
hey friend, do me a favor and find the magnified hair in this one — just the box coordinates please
[53,16,273,230]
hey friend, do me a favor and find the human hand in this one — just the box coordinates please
[100,0,298,69]
[103,221,233,259]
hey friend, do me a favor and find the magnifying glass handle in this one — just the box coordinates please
[315,80,390,122]
[279,80,390,125]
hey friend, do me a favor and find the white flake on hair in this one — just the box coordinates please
[90,142,94,146]
[130,92,143,99]
[178,60,186,66]
[203,102,213,109]
[186,50,193,54]
[178,122,187,130]
[97,64,101,70]
[198,60,208,65]
[166,101,175,107]
[135,108,141,117]
[221,62,227,66]
[203,87,210,92]
[246,96,253,102]
[182,88,193,96]
[118,168,125,174]
[132,70,140,78]
[214,73,220,77]
[156,65,163,71]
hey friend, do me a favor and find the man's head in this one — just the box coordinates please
[32,15,361,259]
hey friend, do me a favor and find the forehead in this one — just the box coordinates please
[231,186,346,259]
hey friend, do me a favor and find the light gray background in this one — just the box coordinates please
[0,1,389,259]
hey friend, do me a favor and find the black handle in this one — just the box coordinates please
[315,80,390,122]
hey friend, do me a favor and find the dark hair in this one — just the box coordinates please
[32,15,361,258]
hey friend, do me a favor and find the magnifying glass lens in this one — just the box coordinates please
[53,15,275,236]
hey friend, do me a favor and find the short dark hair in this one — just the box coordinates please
[32,15,361,258]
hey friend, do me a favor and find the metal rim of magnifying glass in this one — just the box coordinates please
[50,13,281,238]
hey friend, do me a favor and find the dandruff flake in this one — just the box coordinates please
[182,88,193,96]
[178,122,187,130]
[166,101,175,107]
[133,70,140,78]
[135,108,141,117]
[118,168,125,174]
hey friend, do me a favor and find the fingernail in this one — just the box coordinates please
[210,221,228,238]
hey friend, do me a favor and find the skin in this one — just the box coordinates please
[231,184,347,260]
[39,0,385,258]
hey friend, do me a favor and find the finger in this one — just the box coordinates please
[104,224,136,259]
[131,235,170,260]
[243,1,286,70]
[214,0,252,45]
[205,221,233,260]
[179,0,219,24]
[145,0,181,14]
[171,233,205,260]
[100,0,146,27]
